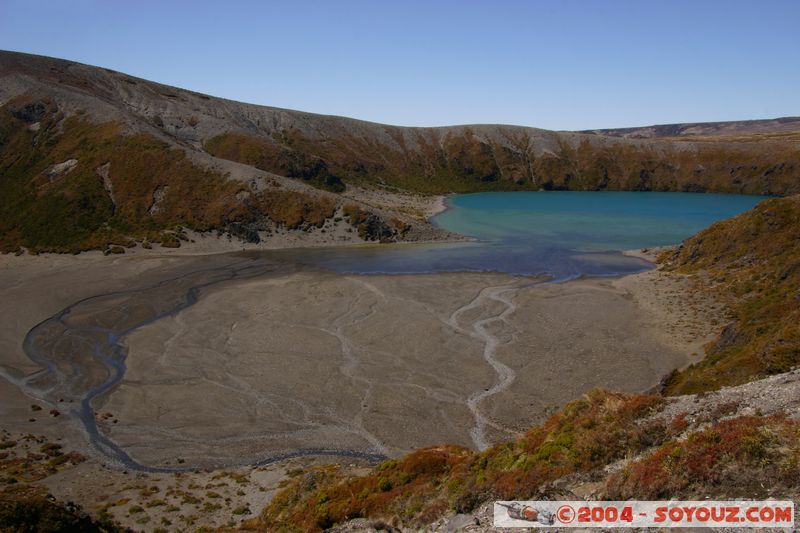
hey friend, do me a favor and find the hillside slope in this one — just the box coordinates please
[660,194,800,394]
[2,50,800,252]
[0,53,452,253]
[253,374,800,532]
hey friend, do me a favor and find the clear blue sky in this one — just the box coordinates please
[1,0,797,130]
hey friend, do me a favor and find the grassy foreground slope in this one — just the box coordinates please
[251,391,799,532]
[253,391,668,531]
[661,194,800,394]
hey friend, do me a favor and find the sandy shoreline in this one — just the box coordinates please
[426,194,449,220]
[0,248,725,529]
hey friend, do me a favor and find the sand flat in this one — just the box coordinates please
[0,249,726,530]
[0,250,723,471]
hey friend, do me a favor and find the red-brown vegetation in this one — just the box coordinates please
[661,195,800,393]
[605,415,800,499]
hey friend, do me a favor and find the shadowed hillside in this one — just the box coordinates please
[2,50,800,252]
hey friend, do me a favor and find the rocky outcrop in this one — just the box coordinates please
[43,159,78,182]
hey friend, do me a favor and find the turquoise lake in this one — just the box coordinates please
[270,192,766,280]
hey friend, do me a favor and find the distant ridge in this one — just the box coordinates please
[580,116,800,139]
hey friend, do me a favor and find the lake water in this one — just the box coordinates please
[270,192,766,280]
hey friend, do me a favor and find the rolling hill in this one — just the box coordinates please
[2,50,799,253]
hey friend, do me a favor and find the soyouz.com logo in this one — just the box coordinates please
[494,501,795,528]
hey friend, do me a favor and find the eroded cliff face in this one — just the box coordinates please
[206,128,800,196]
